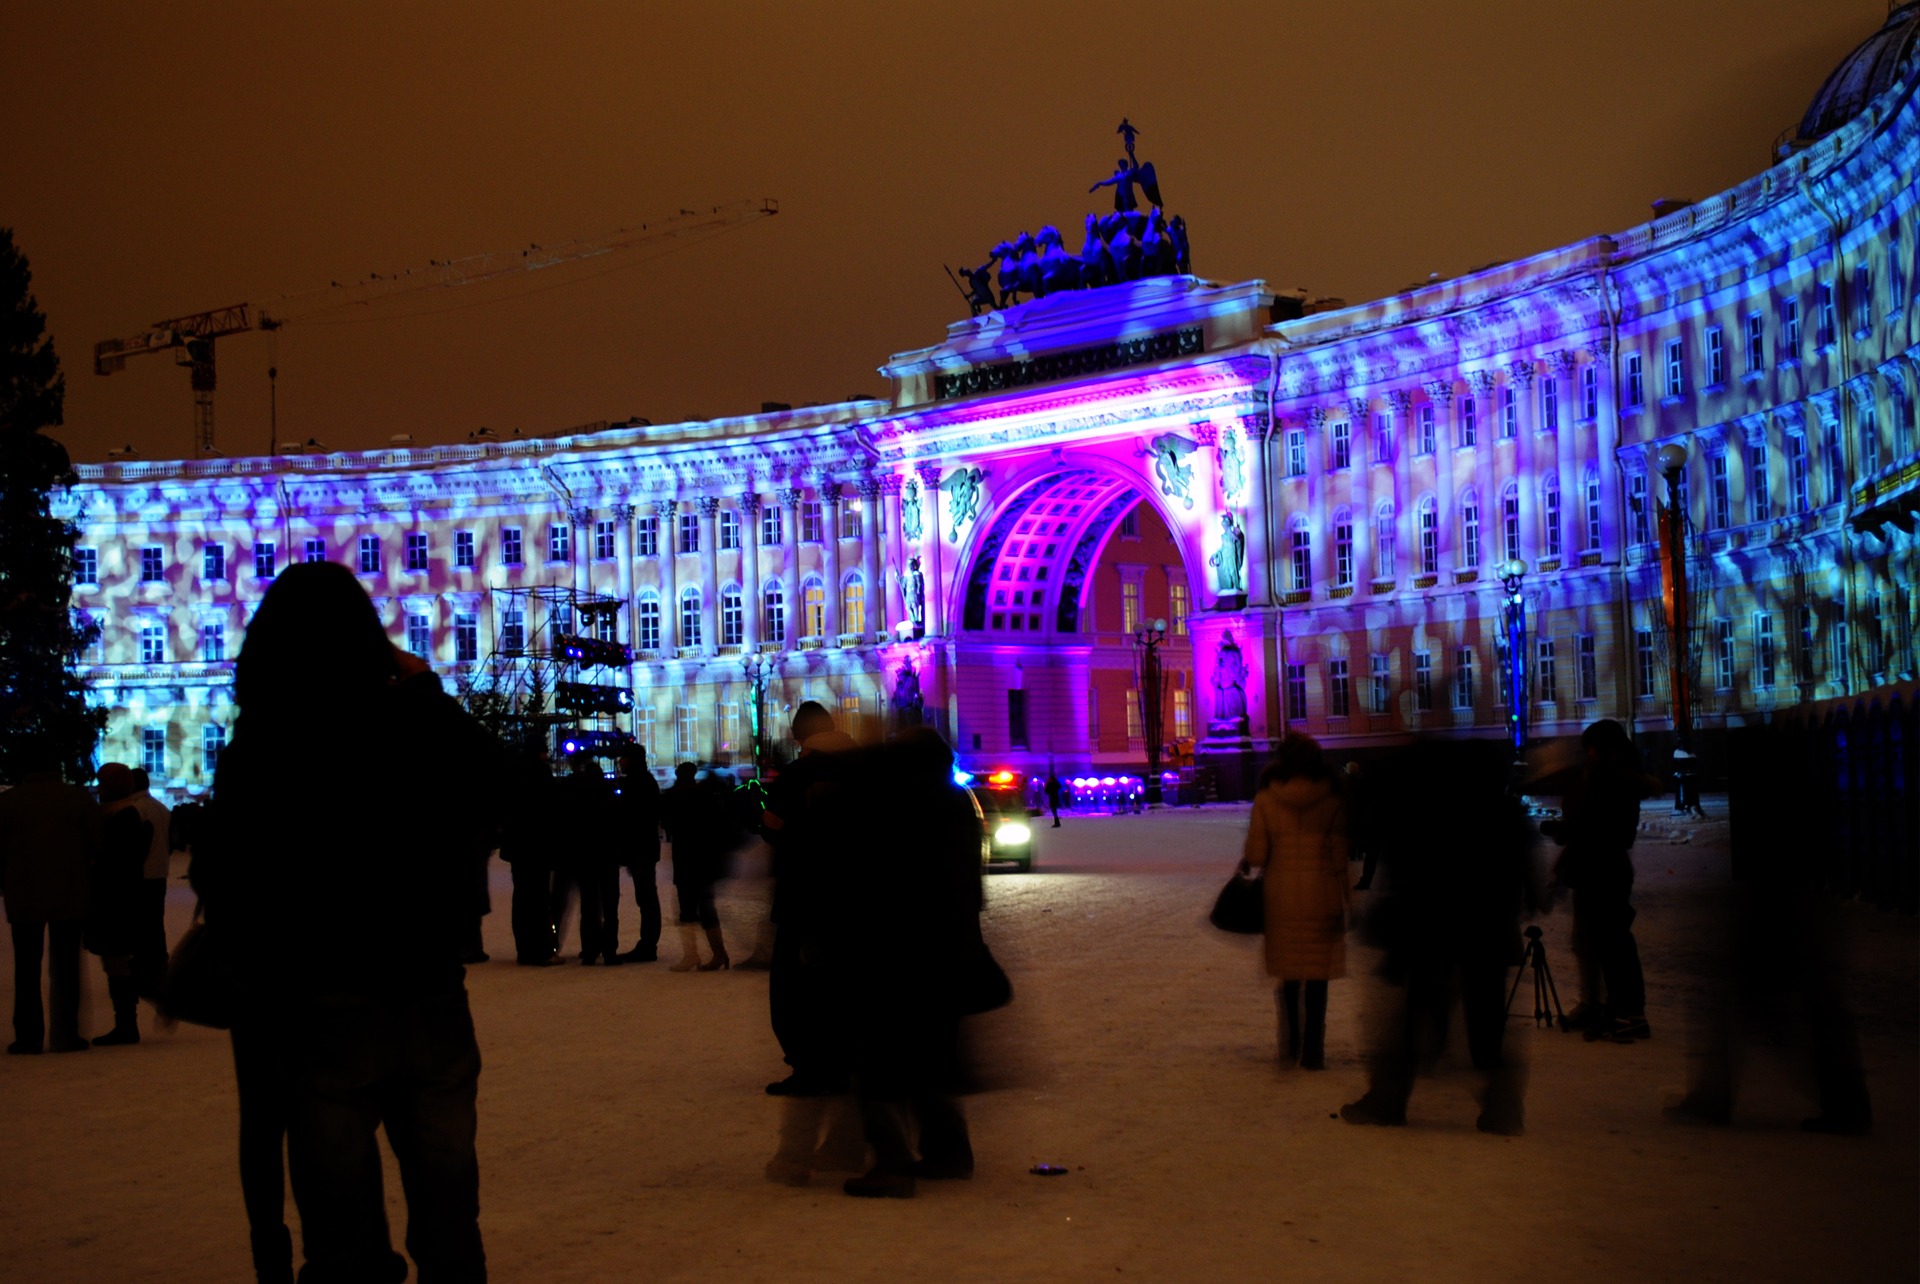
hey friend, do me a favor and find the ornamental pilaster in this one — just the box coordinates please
[857,477,885,644]
[698,497,722,655]
[654,498,679,652]
[915,467,945,636]
[820,482,845,641]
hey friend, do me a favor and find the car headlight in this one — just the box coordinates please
[993,821,1031,847]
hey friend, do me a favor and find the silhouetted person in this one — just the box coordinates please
[662,764,731,971]
[0,750,102,1055]
[1341,738,1536,1134]
[1345,762,1379,891]
[1044,772,1063,828]
[1244,734,1349,1070]
[500,748,560,965]
[194,561,503,1283]
[613,745,663,963]
[89,762,152,1046]
[125,766,173,998]
[554,752,620,965]
[826,730,984,1199]
[759,701,856,1096]
[1542,719,1651,1042]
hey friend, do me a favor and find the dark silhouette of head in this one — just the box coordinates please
[1260,732,1332,788]
[234,561,392,722]
[675,761,698,783]
[620,744,649,773]
[97,761,136,803]
[1581,718,1642,775]
[791,700,834,744]
[130,767,151,792]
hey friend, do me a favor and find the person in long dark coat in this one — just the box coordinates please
[553,752,619,965]
[1340,738,1537,1134]
[661,764,732,971]
[88,762,152,1045]
[1543,719,1651,1042]
[499,749,560,966]
[824,730,985,1199]
[613,745,663,963]
[0,754,102,1055]
[194,561,503,1284]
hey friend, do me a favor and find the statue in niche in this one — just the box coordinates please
[1211,631,1249,733]
[943,467,984,541]
[1219,427,1245,503]
[1147,433,1198,510]
[901,479,923,542]
[1210,513,1246,595]
[891,659,924,727]
[904,556,926,635]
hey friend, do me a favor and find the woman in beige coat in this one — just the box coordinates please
[1243,734,1349,1069]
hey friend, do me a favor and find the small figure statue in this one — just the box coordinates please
[904,555,926,634]
[1211,631,1249,732]
[1210,513,1246,595]
[943,467,983,541]
[1116,117,1142,164]
[1219,427,1246,504]
[957,260,998,317]
[1170,214,1192,275]
[891,659,925,726]
[1147,433,1198,509]
[1090,157,1163,213]
[901,479,923,542]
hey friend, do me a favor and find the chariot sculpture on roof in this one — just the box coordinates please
[946,118,1193,316]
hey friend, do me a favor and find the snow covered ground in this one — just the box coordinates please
[1,799,1913,1282]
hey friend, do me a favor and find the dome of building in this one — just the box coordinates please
[1794,2,1920,145]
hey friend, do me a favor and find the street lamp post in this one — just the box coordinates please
[1655,441,1698,814]
[742,653,768,774]
[1134,617,1169,808]
[1499,557,1528,761]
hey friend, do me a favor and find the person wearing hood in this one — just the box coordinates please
[1242,733,1350,1070]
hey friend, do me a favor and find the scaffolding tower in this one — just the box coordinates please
[458,585,633,757]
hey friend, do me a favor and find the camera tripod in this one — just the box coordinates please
[1505,925,1568,1028]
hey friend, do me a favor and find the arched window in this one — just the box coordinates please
[1542,473,1562,559]
[842,573,865,636]
[637,591,662,652]
[1289,518,1312,592]
[762,580,786,646]
[720,583,744,647]
[1375,502,1396,581]
[1501,481,1521,565]
[679,585,702,650]
[1460,488,1481,569]
[1417,496,1438,575]
[1333,508,1354,587]
[801,575,826,639]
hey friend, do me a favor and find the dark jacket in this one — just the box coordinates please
[87,803,152,956]
[193,672,505,1008]
[0,772,102,924]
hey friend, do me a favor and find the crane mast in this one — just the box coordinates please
[94,199,777,458]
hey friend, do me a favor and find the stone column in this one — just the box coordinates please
[917,466,945,635]
[1468,371,1498,573]
[698,496,721,655]
[613,503,635,643]
[1386,392,1414,583]
[1508,360,1536,567]
[1241,413,1273,607]
[1347,396,1372,588]
[739,493,762,650]
[858,476,884,644]
[821,481,844,643]
[882,475,906,629]
[1305,409,1331,591]
[1593,336,1620,562]
[1553,351,1578,560]
[780,485,804,646]
[654,498,678,652]
[1425,379,1456,573]
[568,506,589,601]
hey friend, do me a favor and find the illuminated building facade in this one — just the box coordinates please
[66,12,1919,796]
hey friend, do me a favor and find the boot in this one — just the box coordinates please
[697,924,731,971]
[94,974,141,1046]
[668,924,704,972]
[1278,982,1302,1064]
[1300,980,1328,1070]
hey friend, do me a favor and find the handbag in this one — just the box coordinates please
[952,938,1014,1015]
[1209,861,1265,934]
[160,918,236,1030]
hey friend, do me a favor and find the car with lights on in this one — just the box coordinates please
[955,768,1036,872]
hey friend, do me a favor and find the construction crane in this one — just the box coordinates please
[94,199,778,458]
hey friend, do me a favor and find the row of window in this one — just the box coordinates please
[119,723,225,780]
[1281,638,1603,720]
[80,501,878,589]
[1283,376,1596,478]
